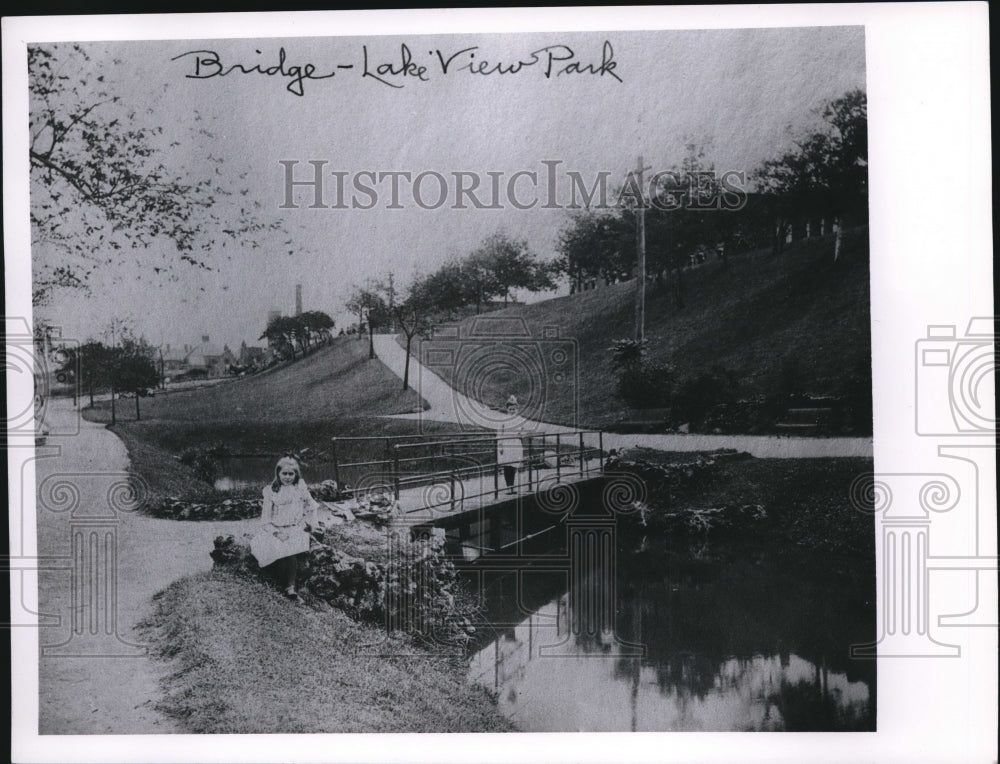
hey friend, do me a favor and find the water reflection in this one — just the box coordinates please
[466,537,875,732]
[212,456,340,491]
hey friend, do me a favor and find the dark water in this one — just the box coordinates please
[463,528,875,732]
[213,457,341,491]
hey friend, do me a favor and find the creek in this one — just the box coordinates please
[462,523,875,732]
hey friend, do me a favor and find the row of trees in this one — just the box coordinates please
[258,310,335,360]
[57,334,159,421]
[557,89,868,297]
[345,232,557,389]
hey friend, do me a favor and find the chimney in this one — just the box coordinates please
[295,284,303,316]
[202,335,210,343]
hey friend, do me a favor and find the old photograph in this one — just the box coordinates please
[4,5,995,763]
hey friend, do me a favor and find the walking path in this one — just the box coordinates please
[34,398,258,733]
[370,334,872,458]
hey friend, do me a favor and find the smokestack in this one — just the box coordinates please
[295,284,303,316]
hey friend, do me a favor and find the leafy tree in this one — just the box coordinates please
[393,278,436,391]
[754,89,867,259]
[297,310,335,351]
[57,340,111,407]
[345,284,390,359]
[458,252,501,315]
[556,209,633,293]
[259,315,299,359]
[472,232,556,305]
[112,338,159,421]
[418,260,471,319]
[29,43,283,304]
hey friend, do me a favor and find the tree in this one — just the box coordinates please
[556,209,632,292]
[345,284,390,359]
[57,340,111,407]
[112,338,159,421]
[29,43,283,305]
[472,232,556,306]
[259,315,299,360]
[418,260,472,319]
[458,253,500,314]
[298,310,335,352]
[754,89,867,260]
[393,278,435,391]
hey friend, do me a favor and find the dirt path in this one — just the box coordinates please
[36,398,258,734]
[371,334,873,458]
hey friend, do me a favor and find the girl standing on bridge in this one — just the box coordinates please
[251,456,320,600]
[497,427,524,495]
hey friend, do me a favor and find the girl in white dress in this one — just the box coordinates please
[250,456,320,599]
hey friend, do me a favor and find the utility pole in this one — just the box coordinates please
[109,321,117,426]
[633,156,650,343]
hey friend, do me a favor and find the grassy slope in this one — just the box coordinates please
[84,335,478,500]
[415,227,871,428]
[88,334,425,424]
[140,571,513,733]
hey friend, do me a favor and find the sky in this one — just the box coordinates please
[31,26,866,351]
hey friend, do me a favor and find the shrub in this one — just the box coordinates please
[179,442,231,484]
[673,365,740,427]
[610,338,674,409]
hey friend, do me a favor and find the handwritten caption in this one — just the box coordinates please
[171,41,621,96]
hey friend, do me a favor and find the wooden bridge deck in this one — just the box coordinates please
[390,457,606,526]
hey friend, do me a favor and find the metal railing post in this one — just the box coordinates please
[450,470,456,512]
[494,436,499,499]
[526,435,533,491]
[579,432,585,476]
[599,431,604,471]
[331,437,340,485]
[392,444,400,500]
[555,433,561,481]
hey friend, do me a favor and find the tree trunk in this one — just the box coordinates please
[135,392,141,421]
[368,317,375,359]
[89,383,94,407]
[110,380,116,426]
[403,333,412,391]
[833,217,843,262]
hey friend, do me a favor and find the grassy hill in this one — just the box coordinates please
[83,335,466,499]
[413,226,872,431]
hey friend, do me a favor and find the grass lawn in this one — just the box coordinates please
[140,570,514,733]
[411,226,871,428]
[83,334,482,502]
[87,334,426,424]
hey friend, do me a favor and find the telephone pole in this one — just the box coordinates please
[633,156,650,342]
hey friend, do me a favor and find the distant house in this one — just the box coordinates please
[239,344,266,368]
[162,345,189,375]
[185,336,228,378]
[163,335,239,379]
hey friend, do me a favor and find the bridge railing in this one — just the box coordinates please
[329,430,605,513]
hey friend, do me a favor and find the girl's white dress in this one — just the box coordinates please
[250,482,319,568]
